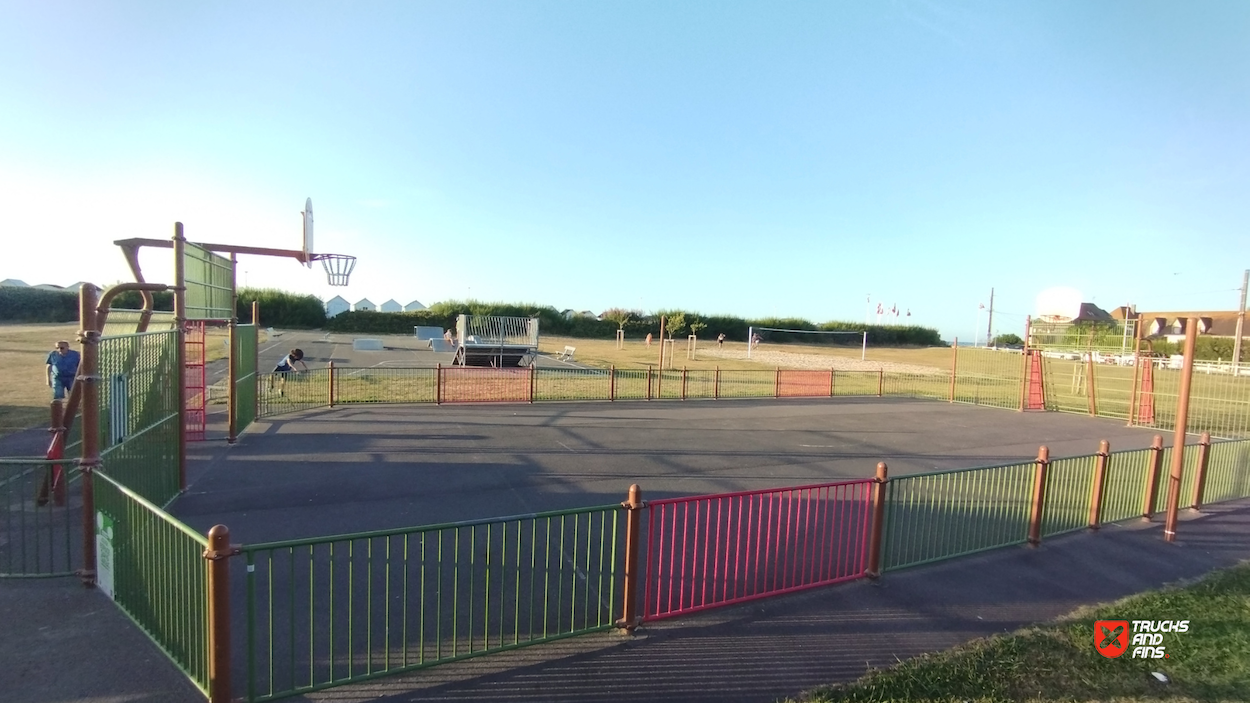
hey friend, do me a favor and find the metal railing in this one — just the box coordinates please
[0,459,80,577]
[94,470,211,696]
[241,505,622,701]
[643,480,872,620]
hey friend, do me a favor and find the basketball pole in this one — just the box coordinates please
[861,331,867,361]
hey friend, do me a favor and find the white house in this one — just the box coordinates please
[325,295,350,318]
[380,299,402,313]
[354,298,376,312]
[404,299,427,312]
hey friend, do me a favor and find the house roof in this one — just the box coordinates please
[0,279,28,287]
[405,300,426,309]
[1139,311,1243,337]
[354,298,375,306]
[326,295,349,304]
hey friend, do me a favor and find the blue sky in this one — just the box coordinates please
[2,1,1247,343]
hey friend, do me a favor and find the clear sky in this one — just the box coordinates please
[3,1,1247,343]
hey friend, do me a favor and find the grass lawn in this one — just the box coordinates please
[798,562,1250,703]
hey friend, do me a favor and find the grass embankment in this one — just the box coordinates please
[799,562,1250,703]
[0,322,245,438]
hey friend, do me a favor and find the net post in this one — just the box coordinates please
[866,462,889,579]
[1142,435,1164,520]
[1088,440,1110,529]
[1191,432,1212,511]
[861,331,867,361]
[1164,319,1199,543]
[747,326,753,360]
[1027,445,1050,547]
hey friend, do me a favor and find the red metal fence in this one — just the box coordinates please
[642,479,873,621]
[777,369,834,397]
[438,366,531,403]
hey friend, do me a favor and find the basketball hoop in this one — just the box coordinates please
[315,254,357,287]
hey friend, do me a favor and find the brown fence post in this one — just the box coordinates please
[681,367,687,400]
[877,369,884,397]
[327,361,336,408]
[436,363,442,405]
[829,368,835,397]
[775,368,780,398]
[173,223,188,492]
[78,284,101,586]
[949,338,957,402]
[609,365,616,401]
[529,362,535,404]
[646,365,653,401]
[714,366,720,400]
[1088,440,1111,529]
[1164,318,1199,543]
[1142,435,1164,520]
[1085,354,1098,416]
[866,462,889,579]
[1027,445,1050,546]
[1191,432,1212,511]
[617,484,643,631]
[205,524,237,703]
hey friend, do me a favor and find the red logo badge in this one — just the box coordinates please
[1095,620,1129,658]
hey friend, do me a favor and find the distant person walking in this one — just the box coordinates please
[645,333,653,347]
[717,333,725,349]
[46,340,80,401]
[270,348,308,396]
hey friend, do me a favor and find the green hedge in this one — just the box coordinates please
[326,300,944,347]
[0,287,78,322]
[237,288,326,329]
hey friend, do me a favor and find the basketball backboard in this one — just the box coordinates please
[302,198,314,269]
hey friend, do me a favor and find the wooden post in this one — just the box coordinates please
[1142,435,1164,520]
[681,367,687,400]
[205,525,236,703]
[1027,445,1050,546]
[1190,432,1212,511]
[774,367,780,398]
[617,484,643,631]
[436,363,442,405]
[1128,341,1143,426]
[1085,353,1098,416]
[646,365,653,401]
[1164,319,1199,543]
[1019,346,1030,412]
[609,365,616,401]
[714,366,720,400]
[866,462,889,578]
[877,369,884,397]
[529,362,535,403]
[1088,440,1110,529]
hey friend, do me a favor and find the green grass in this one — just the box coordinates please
[799,562,1250,703]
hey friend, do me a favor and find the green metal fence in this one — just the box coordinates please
[241,504,622,701]
[882,461,1036,571]
[952,348,1024,410]
[258,369,332,419]
[334,367,437,404]
[1203,440,1250,504]
[0,459,80,577]
[98,330,181,506]
[1097,446,1156,524]
[93,469,210,696]
[1040,454,1096,537]
[235,324,258,432]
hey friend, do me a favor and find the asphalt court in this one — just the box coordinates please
[175,396,1171,543]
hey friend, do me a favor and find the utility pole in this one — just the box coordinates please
[985,288,995,346]
[1235,269,1248,372]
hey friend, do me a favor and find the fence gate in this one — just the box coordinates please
[643,480,873,621]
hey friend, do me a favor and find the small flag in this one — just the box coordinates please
[891,305,898,315]
[979,303,985,309]
[877,303,883,314]
[906,309,912,317]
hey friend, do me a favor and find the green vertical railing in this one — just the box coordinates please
[235,324,258,432]
[1097,446,1154,524]
[0,459,80,577]
[1202,439,1250,504]
[257,369,332,419]
[93,470,210,695]
[98,330,181,506]
[333,367,437,404]
[533,367,611,401]
[1040,455,1096,537]
[882,462,1035,570]
[242,504,622,701]
[952,348,1024,410]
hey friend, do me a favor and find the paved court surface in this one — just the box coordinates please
[176,397,1172,544]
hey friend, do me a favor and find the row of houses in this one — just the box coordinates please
[1043,302,1245,345]
[325,296,426,317]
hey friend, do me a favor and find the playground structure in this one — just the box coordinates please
[453,313,539,367]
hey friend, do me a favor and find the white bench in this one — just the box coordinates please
[554,346,576,361]
[352,338,383,351]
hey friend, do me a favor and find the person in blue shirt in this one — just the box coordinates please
[45,340,81,401]
[269,348,308,396]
